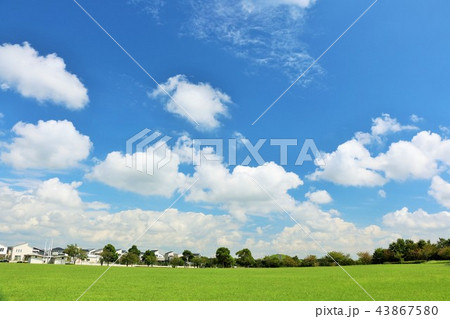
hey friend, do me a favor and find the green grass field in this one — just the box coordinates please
[0,262,449,301]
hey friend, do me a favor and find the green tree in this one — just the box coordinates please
[438,247,450,260]
[64,244,81,264]
[191,256,202,268]
[170,257,184,268]
[128,245,141,257]
[322,251,354,266]
[301,255,318,267]
[357,251,372,265]
[235,248,255,267]
[262,255,281,268]
[389,238,407,263]
[436,238,450,249]
[78,249,88,264]
[101,244,118,266]
[372,248,385,264]
[119,252,139,266]
[142,250,157,267]
[182,250,194,264]
[216,247,234,268]
[280,255,298,267]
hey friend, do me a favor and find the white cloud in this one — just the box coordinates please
[187,0,321,79]
[1,177,447,258]
[371,113,417,136]
[0,112,3,119]
[243,0,316,10]
[150,74,231,130]
[0,178,241,255]
[308,139,386,186]
[86,151,187,197]
[305,190,332,204]
[0,42,88,109]
[187,161,303,220]
[429,176,450,209]
[1,120,92,170]
[383,207,450,240]
[309,115,450,187]
[36,178,83,208]
[410,114,423,123]
[378,189,386,198]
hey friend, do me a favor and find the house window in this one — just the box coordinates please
[0,248,4,252]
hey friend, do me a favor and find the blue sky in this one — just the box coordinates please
[0,0,449,257]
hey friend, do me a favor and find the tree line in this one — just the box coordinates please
[63,238,450,268]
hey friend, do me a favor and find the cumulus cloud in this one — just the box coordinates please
[308,139,386,186]
[382,207,450,240]
[86,151,187,197]
[0,42,88,109]
[305,190,332,204]
[1,177,448,257]
[378,189,386,198]
[1,120,92,170]
[309,115,450,186]
[429,176,450,209]
[371,113,417,136]
[187,161,303,220]
[150,75,231,130]
[0,178,240,254]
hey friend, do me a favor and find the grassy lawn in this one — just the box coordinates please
[0,262,449,301]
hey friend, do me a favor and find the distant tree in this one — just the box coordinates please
[389,239,408,263]
[142,250,157,267]
[101,244,118,266]
[191,256,202,268]
[170,257,184,268]
[182,250,194,264]
[235,248,255,267]
[205,257,217,268]
[419,243,436,261]
[301,255,318,267]
[436,238,450,249]
[78,250,88,264]
[321,251,354,266]
[119,252,139,267]
[216,247,234,268]
[128,245,141,257]
[280,255,298,267]
[64,244,81,264]
[262,255,281,268]
[438,247,450,260]
[357,252,372,265]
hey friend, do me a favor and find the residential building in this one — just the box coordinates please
[151,250,165,262]
[164,251,179,262]
[0,243,7,259]
[10,243,42,262]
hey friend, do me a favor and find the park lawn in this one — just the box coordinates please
[0,262,449,301]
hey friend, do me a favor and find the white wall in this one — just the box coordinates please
[0,244,7,257]
[10,243,33,262]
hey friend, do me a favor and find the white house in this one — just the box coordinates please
[164,251,179,262]
[0,244,7,259]
[151,250,165,262]
[10,243,42,262]
[84,249,103,265]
